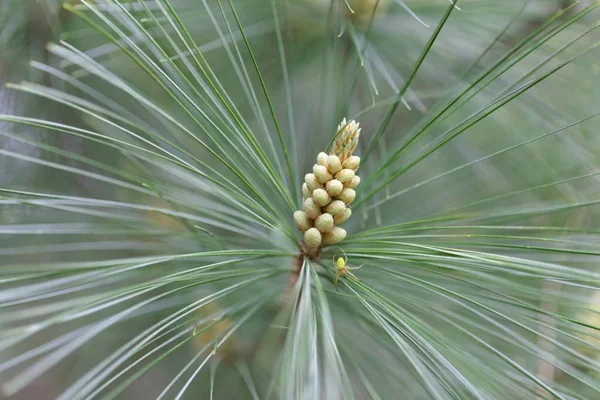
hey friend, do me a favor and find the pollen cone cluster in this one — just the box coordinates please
[294,119,361,249]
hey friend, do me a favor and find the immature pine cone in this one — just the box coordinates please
[293,119,361,249]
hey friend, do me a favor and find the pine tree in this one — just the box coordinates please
[1,1,600,398]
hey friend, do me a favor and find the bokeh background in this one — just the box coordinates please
[2,0,600,399]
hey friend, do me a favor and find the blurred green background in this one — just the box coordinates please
[2,1,600,399]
